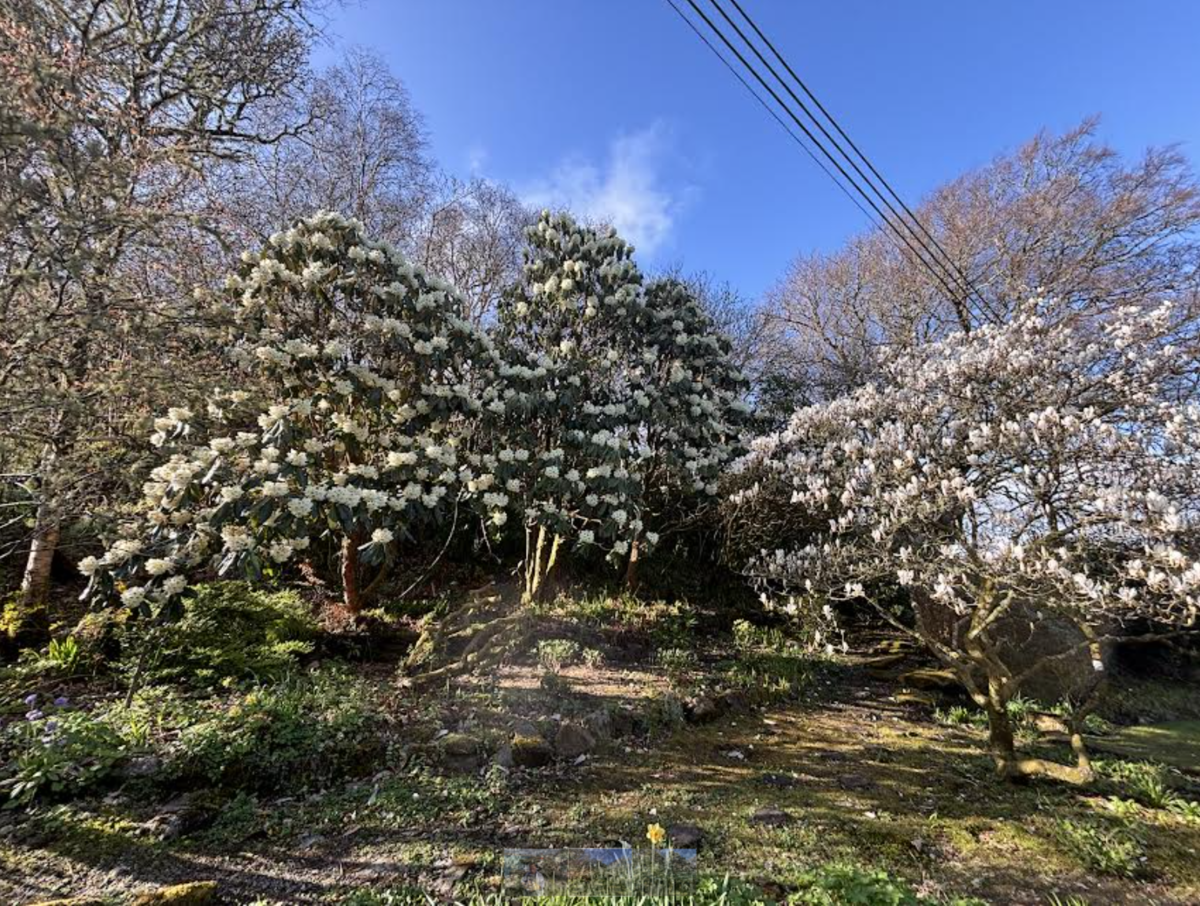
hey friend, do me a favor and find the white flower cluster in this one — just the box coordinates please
[493,212,755,562]
[82,212,505,613]
[734,299,1200,653]
[83,210,757,612]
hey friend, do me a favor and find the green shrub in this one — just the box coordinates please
[790,862,922,905]
[0,693,126,807]
[642,692,686,735]
[719,651,811,702]
[0,593,48,661]
[1097,759,1178,809]
[132,582,318,688]
[657,647,699,679]
[1052,818,1146,878]
[168,666,382,794]
[537,638,581,673]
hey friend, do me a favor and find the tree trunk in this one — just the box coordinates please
[988,694,1095,784]
[341,532,364,615]
[20,502,59,608]
[523,525,562,603]
[986,704,1019,779]
[624,538,640,592]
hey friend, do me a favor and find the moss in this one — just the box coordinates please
[130,882,219,905]
[1089,721,1200,772]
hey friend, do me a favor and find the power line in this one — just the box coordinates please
[723,0,986,313]
[668,0,978,314]
[662,0,887,236]
[695,0,976,312]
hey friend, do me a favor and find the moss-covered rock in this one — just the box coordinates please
[131,881,219,905]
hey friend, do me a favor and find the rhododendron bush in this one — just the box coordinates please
[81,210,755,616]
[81,212,506,615]
[494,212,755,597]
[732,300,1200,781]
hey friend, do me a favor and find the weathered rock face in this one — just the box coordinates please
[898,668,960,692]
[915,592,1112,704]
[439,732,483,773]
[511,734,553,768]
[992,606,1112,704]
[688,694,725,724]
[131,881,220,905]
[553,722,596,759]
[583,707,613,743]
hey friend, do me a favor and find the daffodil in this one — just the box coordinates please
[646,822,666,847]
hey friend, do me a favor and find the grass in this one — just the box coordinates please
[2,591,1199,904]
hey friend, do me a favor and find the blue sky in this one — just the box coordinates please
[317,1,1200,302]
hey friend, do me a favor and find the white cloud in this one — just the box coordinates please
[521,123,689,257]
[466,143,488,176]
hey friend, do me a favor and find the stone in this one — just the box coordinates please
[688,695,725,724]
[439,732,483,773]
[120,755,163,779]
[1033,713,1069,735]
[584,707,613,742]
[837,773,875,791]
[667,823,704,849]
[511,734,553,768]
[554,722,596,759]
[750,806,791,827]
[511,719,542,739]
[494,743,514,769]
[140,793,215,841]
[894,691,937,708]
[130,882,219,905]
[861,653,908,671]
[440,732,480,757]
[757,772,798,788]
[721,691,752,714]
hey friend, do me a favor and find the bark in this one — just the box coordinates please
[522,525,562,603]
[20,504,59,608]
[986,688,1095,784]
[624,538,640,592]
[340,531,364,614]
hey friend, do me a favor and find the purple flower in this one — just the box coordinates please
[43,720,59,733]
[53,696,70,708]
[25,709,44,721]
[23,693,37,707]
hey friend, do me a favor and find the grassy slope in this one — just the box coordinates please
[1,592,1199,905]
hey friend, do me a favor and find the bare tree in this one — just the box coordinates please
[0,0,322,605]
[764,120,1200,402]
[215,46,433,250]
[420,176,532,325]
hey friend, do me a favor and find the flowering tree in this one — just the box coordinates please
[80,212,504,616]
[493,212,653,599]
[734,300,1200,782]
[636,278,755,549]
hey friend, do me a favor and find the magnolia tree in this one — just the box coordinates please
[732,300,1200,782]
[80,212,507,617]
